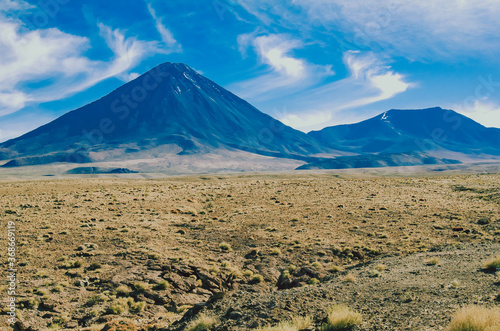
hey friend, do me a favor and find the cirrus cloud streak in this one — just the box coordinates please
[0,2,181,117]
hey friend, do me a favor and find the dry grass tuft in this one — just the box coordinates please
[250,274,264,284]
[446,305,500,331]
[271,247,282,255]
[342,273,356,283]
[321,305,362,331]
[483,255,500,271]
[152,280,171,291]
[185,313,219,331]
[219,242,232,251]
[329,265,343,273]
[256,315,312,331]
[425,257,440,266]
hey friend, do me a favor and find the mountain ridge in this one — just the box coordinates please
[308,107,500,156]
[0,62,331,167]
[1,63,500,171]
[296,151,462,170]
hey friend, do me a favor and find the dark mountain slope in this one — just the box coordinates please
[308,108,500,155]
[296,151,461,170]
[0,63,329,167]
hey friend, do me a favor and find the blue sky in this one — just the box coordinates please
[1,0,500,142]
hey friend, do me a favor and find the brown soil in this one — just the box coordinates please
[0,173,499,330]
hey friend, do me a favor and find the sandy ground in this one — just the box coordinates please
[0,172,498,330]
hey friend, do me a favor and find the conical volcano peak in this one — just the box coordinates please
[0,61,326,166]
[145,62,205,92]
[151,62,199,77]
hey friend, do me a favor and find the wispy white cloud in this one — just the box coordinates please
[236,0,500,61]
[147,3,182,51]
[0,19,90,115]
[276,51,412,132]
[0,0,34,12]
[231,0,499,132]
[234,1,275,26]
[279,110,333,132]
[230,33,333,100]
[256,35,305,79]
[337,51,411,109]
[453,99,500,128]
[0,5,180,117]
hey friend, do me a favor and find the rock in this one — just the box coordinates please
[229,310,243,320]
[245,249,260,259]
[136,294,155,304]
[76,251,95,257]
[352,250,365,260]
[172,264,196,277]
[294,266,321,279]
[65,321,79,329]
[169,293,211,307]
[452,227,464,232]
[146,262,163,271]
[168,303,206,330]
[143,324,162,331]
[13,321,37,331]
[162,272,197,292]
[64,271,81,278]
[277,272,294,290]
[195,269,222,291]
[477,218,490,225]
[194,288,213,296]
[149,293,171,305]
[206,291,226,304]
[143,272,164,284]
[39,298,62,312]
[97,315,118,324]
[102,319,138,331]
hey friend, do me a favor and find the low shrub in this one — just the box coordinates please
[321,305,362,331]
[447,305,500,331]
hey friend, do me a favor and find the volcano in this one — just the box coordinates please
[0,63,330,168]
[308,107,500,156]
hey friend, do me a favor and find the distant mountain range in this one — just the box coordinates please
[308,107,500,156]
[1,62,499,172]
[297,152,461,170]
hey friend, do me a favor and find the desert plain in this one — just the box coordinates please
[1,171,499,330]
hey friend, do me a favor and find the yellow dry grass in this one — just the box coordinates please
[256,316,312,331]
[446,305,500,331]
[321,305,363,331]
[185,313,219,331]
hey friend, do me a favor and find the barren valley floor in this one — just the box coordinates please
[1,173,499,330]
